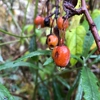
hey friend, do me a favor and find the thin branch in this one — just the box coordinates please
[11,92,28,99]
[32,0,39,100]
[0,40,19,46]
[3,1,29,44]
[63,0,100,52]
[81,0,100,52]
[0,29,33,38]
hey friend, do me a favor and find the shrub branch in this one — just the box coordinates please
[63,0,100,52]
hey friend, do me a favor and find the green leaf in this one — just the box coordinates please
[66,25,86,66]
[91,9,100,19]
[40,36,46,45]
[0,83,14,100]
[40,63,55,80]
[23,24,42,37]
[81,66,100,100]
[66,71,80,100]
[0,50,51,71]
[69,15,83,29]
[94,15,100,30]
[82,32,94,57]
[52,81,64,100]
[43,57,53,66]
[29,36,38,61]
[82,10,100,31]
[71,54,83,64]
[82,15,100,56]
[75,78,83,100]
[82,19,89,32]
[89,16,100,51]
[35,29,42,37]
[56,76,70,89]
[38,84,50,100]
[23,24,33,33]
[0,61,41,71]
[92,55,100,64]
[16,50,51,62]
[82,14,100,55]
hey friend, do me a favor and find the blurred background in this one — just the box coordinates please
[0,0,100,100]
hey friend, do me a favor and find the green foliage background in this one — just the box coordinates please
[0,0,100,100]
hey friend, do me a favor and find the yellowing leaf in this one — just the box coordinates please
[69,15,83,29]
[90,30,100,50]
[75,0,81,9]
[66,26,86,66]
[68,0,82,29]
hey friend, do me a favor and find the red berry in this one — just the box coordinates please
[34,16,44,27]
[46,34,58,49]
[52,45,70,67]
[57,17,69,30]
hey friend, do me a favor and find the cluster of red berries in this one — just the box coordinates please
[34,16,70,67]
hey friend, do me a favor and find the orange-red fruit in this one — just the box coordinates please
[34,16,44,27]
[47,34,58,49]
[52,45,70,67]
[57,17,69,30]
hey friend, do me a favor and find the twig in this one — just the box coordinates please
[46,0,50,15]
[33,0,39,34]
[0,40,19,46]
[11,92,28,99]
[81,0,100,52]
[21,0,31,41]
[3,1,29,44]
[63,0,100,52]
[32,0,39,100]
[0,29,33,38]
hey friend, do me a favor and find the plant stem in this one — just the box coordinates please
[8,8,29,44]
[33,0,39,34]
[21,0,30,38]
[0,29,33,38]
[0,40,19,46]
[81,0,100,52]
[32,69,39,100]
[32,0,39,100]
[3,1,29,44]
